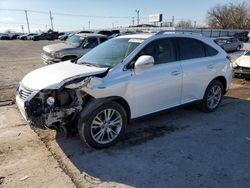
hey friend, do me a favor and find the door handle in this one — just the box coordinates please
[171,70,181,76]
[208,64,215,69]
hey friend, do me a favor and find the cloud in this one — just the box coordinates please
[0,17,14,22]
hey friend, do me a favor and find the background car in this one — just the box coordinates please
[58,33,74,41]
[233,31,249,42]
[9,34,20,39]
[0,33,11,40]
[215,37,243,52]
[41,33,108,64]
[19,33,37,40]
[32,32,58,41]
[233,50,250,78]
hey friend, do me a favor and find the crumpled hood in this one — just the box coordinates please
[21,61,108,90]
[236,55,250,68]
[43,43,75,53]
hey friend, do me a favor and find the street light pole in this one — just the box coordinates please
[24,10,30,33]
[135,10,140,25]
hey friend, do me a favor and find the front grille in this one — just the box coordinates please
[19,86,33,101]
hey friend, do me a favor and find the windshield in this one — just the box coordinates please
[65,35,84,47]
[245,51,250,56]
[77,38,143,68]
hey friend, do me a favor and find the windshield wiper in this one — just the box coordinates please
[79,61,102,68]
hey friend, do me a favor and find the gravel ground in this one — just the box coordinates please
[0,40,250,188]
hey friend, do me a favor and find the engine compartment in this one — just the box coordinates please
[26,88,87,129]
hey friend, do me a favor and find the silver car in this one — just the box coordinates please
[41,33,108,64]
[215,37,243,52]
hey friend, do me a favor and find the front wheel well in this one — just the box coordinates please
[111,97,131,123]
[212,76,227,94]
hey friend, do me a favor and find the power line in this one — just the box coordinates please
[0,8,132,19]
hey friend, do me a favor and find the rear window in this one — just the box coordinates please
[178,38,218,60]
[178,38,206,60]
[205,44,218,56]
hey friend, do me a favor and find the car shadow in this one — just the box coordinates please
[48,95,250,187]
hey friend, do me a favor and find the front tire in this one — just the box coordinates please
[199,80,224,112]
[78,101,127,149]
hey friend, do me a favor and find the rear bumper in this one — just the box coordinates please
[41,53,61,64]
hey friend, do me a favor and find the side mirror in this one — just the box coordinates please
[134,55,154,74]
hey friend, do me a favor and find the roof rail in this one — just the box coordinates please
[155,30,203,36]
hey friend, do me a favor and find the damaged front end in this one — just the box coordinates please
[16,77,92,131]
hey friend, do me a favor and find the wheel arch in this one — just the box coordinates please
[209,76,227,94]
[79,96,131,123]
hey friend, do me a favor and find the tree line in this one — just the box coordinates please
[176,2,250,29]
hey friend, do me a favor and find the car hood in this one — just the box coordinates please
[43,43,75,53]
[21,61,108,90]
[236,55,250,68]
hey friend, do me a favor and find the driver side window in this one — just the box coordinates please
[85,37,99,48]
[137,38,176,65]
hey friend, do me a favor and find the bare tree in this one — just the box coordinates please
[176,20,193,28]
[207,2,250,29]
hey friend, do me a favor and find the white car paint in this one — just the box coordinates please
[234,53,250,68]
[22,61,108,90]
[17,32,232,121]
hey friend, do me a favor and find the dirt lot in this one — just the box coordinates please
[0,40,250,188]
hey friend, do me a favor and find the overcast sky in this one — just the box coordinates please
[0,0,245,33]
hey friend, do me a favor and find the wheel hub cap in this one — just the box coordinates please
[90,109,122,144]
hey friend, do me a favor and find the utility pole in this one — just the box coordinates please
[132,17,135,26]
[21,25,24,33]
[172,16,175,27]
[88,21,90,30]
[194,21,197,28]
[24,10,30,33]
[49,11,54,31]
[135,10,140,25]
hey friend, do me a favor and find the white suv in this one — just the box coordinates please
[16,32,232,148]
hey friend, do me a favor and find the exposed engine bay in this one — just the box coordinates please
[24,77,93,133]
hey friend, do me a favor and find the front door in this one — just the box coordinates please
[128,38,182,118]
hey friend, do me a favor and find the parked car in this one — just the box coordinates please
[97,30,113,36]
[58,33,74,41]
[16,32,232,148]
[233,31,249,42]
[41,33,108,64]
[78,31,94,34]
[9,34,20,39]
[232,50,250,78]
[0,33,11,40]
[19,33,37,40]
[97,30,120,36]
[32,32,58,41]
[215,37,243,52]
[108,31,136,39]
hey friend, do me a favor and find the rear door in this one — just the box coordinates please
[177,37,218,104]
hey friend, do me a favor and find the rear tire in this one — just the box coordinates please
[199,80,224,112]
[78,101,127,149]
